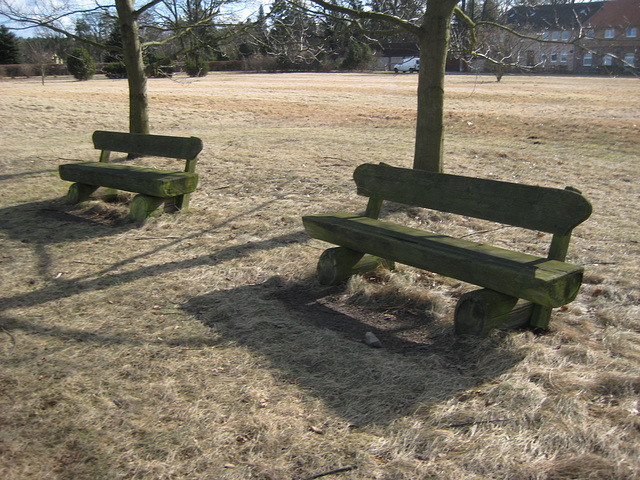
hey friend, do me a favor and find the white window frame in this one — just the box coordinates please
[552,31,559,41]
[583,53,592,66]
[562,31,570,42]
[627,28,638,38]
[603,54,613,66]
[560,51,568,63]
[542,32,549,41]
[586,29,595,39]
[605,28,615,39]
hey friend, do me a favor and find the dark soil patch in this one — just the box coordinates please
[266,276,439,353]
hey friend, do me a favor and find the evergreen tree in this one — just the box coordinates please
[0,25,22,64]
[67,47,96,80]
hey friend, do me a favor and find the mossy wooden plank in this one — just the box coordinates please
[92,131,203,160]
[59,162,198,198]
[302,212,584,308]
[353,163,592,235]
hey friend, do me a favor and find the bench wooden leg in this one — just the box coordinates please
[529,304,553,330]
[67,183,98,204]
[174,193,190,211]
[316,246,394,285]
[454,289,534,336]
[130,194,164,222]
[162,194,190,213]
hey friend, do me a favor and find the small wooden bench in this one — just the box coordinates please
[58,131,203,221]
[302,163,592,335]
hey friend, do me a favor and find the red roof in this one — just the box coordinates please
[587,0,640,27]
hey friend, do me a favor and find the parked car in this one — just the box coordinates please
[393,57,419,73]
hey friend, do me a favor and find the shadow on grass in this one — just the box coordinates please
[0,197,136,244]
[0,227,309,313]
[0,169,59,182]
[182,276,524,427]
[1,195,523,427]
[0,197,139,284]
[0,313,221,353]
[0,194,311,320]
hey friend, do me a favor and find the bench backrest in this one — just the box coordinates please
[354,163,592,236]
[93,131,203,161]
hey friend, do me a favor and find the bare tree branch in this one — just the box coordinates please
[308,0,422,36]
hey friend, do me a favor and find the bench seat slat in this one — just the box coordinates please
[302,212,584,308]
[59,162,198,198]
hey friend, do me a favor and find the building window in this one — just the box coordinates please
[583,53,592,66]
[561,51,568,63]
[562,31,570,42]
[586,29,595,39]
[552,31,559,41]
[603,54,613,66]
[551,52,558,63]
[541,52,548,63]
[624,53,635,67]
[627,28,638,38]
[542,32,549,41]
[605,28,615,39]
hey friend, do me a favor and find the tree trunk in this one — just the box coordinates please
[413,0,457,172]
[115,0,150,134]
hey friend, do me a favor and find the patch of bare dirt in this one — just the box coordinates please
[267,276,437,352]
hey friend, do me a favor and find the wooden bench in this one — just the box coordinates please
[58,131,203,221]
[302,163,592,335]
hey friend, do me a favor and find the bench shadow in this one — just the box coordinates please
[1,197,139,280]
[1,197,136,242]
[182,276,524,427]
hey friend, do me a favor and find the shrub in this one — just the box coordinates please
[103,61,127,78]
[67,47,96,80]
[341,42,372,70]
[184,57,209,77]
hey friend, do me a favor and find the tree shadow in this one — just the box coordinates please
[0,189,309,320]
[0,169,59,182]
[182,276,525,427]
[0,313,222,355]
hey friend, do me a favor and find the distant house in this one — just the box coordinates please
[504,1,605,73]
[579,0,640,74]
[377,0,639,75]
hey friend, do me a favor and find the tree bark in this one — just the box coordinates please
[115,0,150,134]
[413,0,458,172]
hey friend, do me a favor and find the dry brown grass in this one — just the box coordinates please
[0,72,639,479]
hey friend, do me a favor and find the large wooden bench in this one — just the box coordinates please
[58,131,203,221]
[302,163,592,335]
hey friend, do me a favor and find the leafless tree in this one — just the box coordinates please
[0,0,243,133]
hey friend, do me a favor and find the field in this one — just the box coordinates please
[1,72,639,479]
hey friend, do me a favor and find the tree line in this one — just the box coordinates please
[0,0,596,173]
[0,0,384,76]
